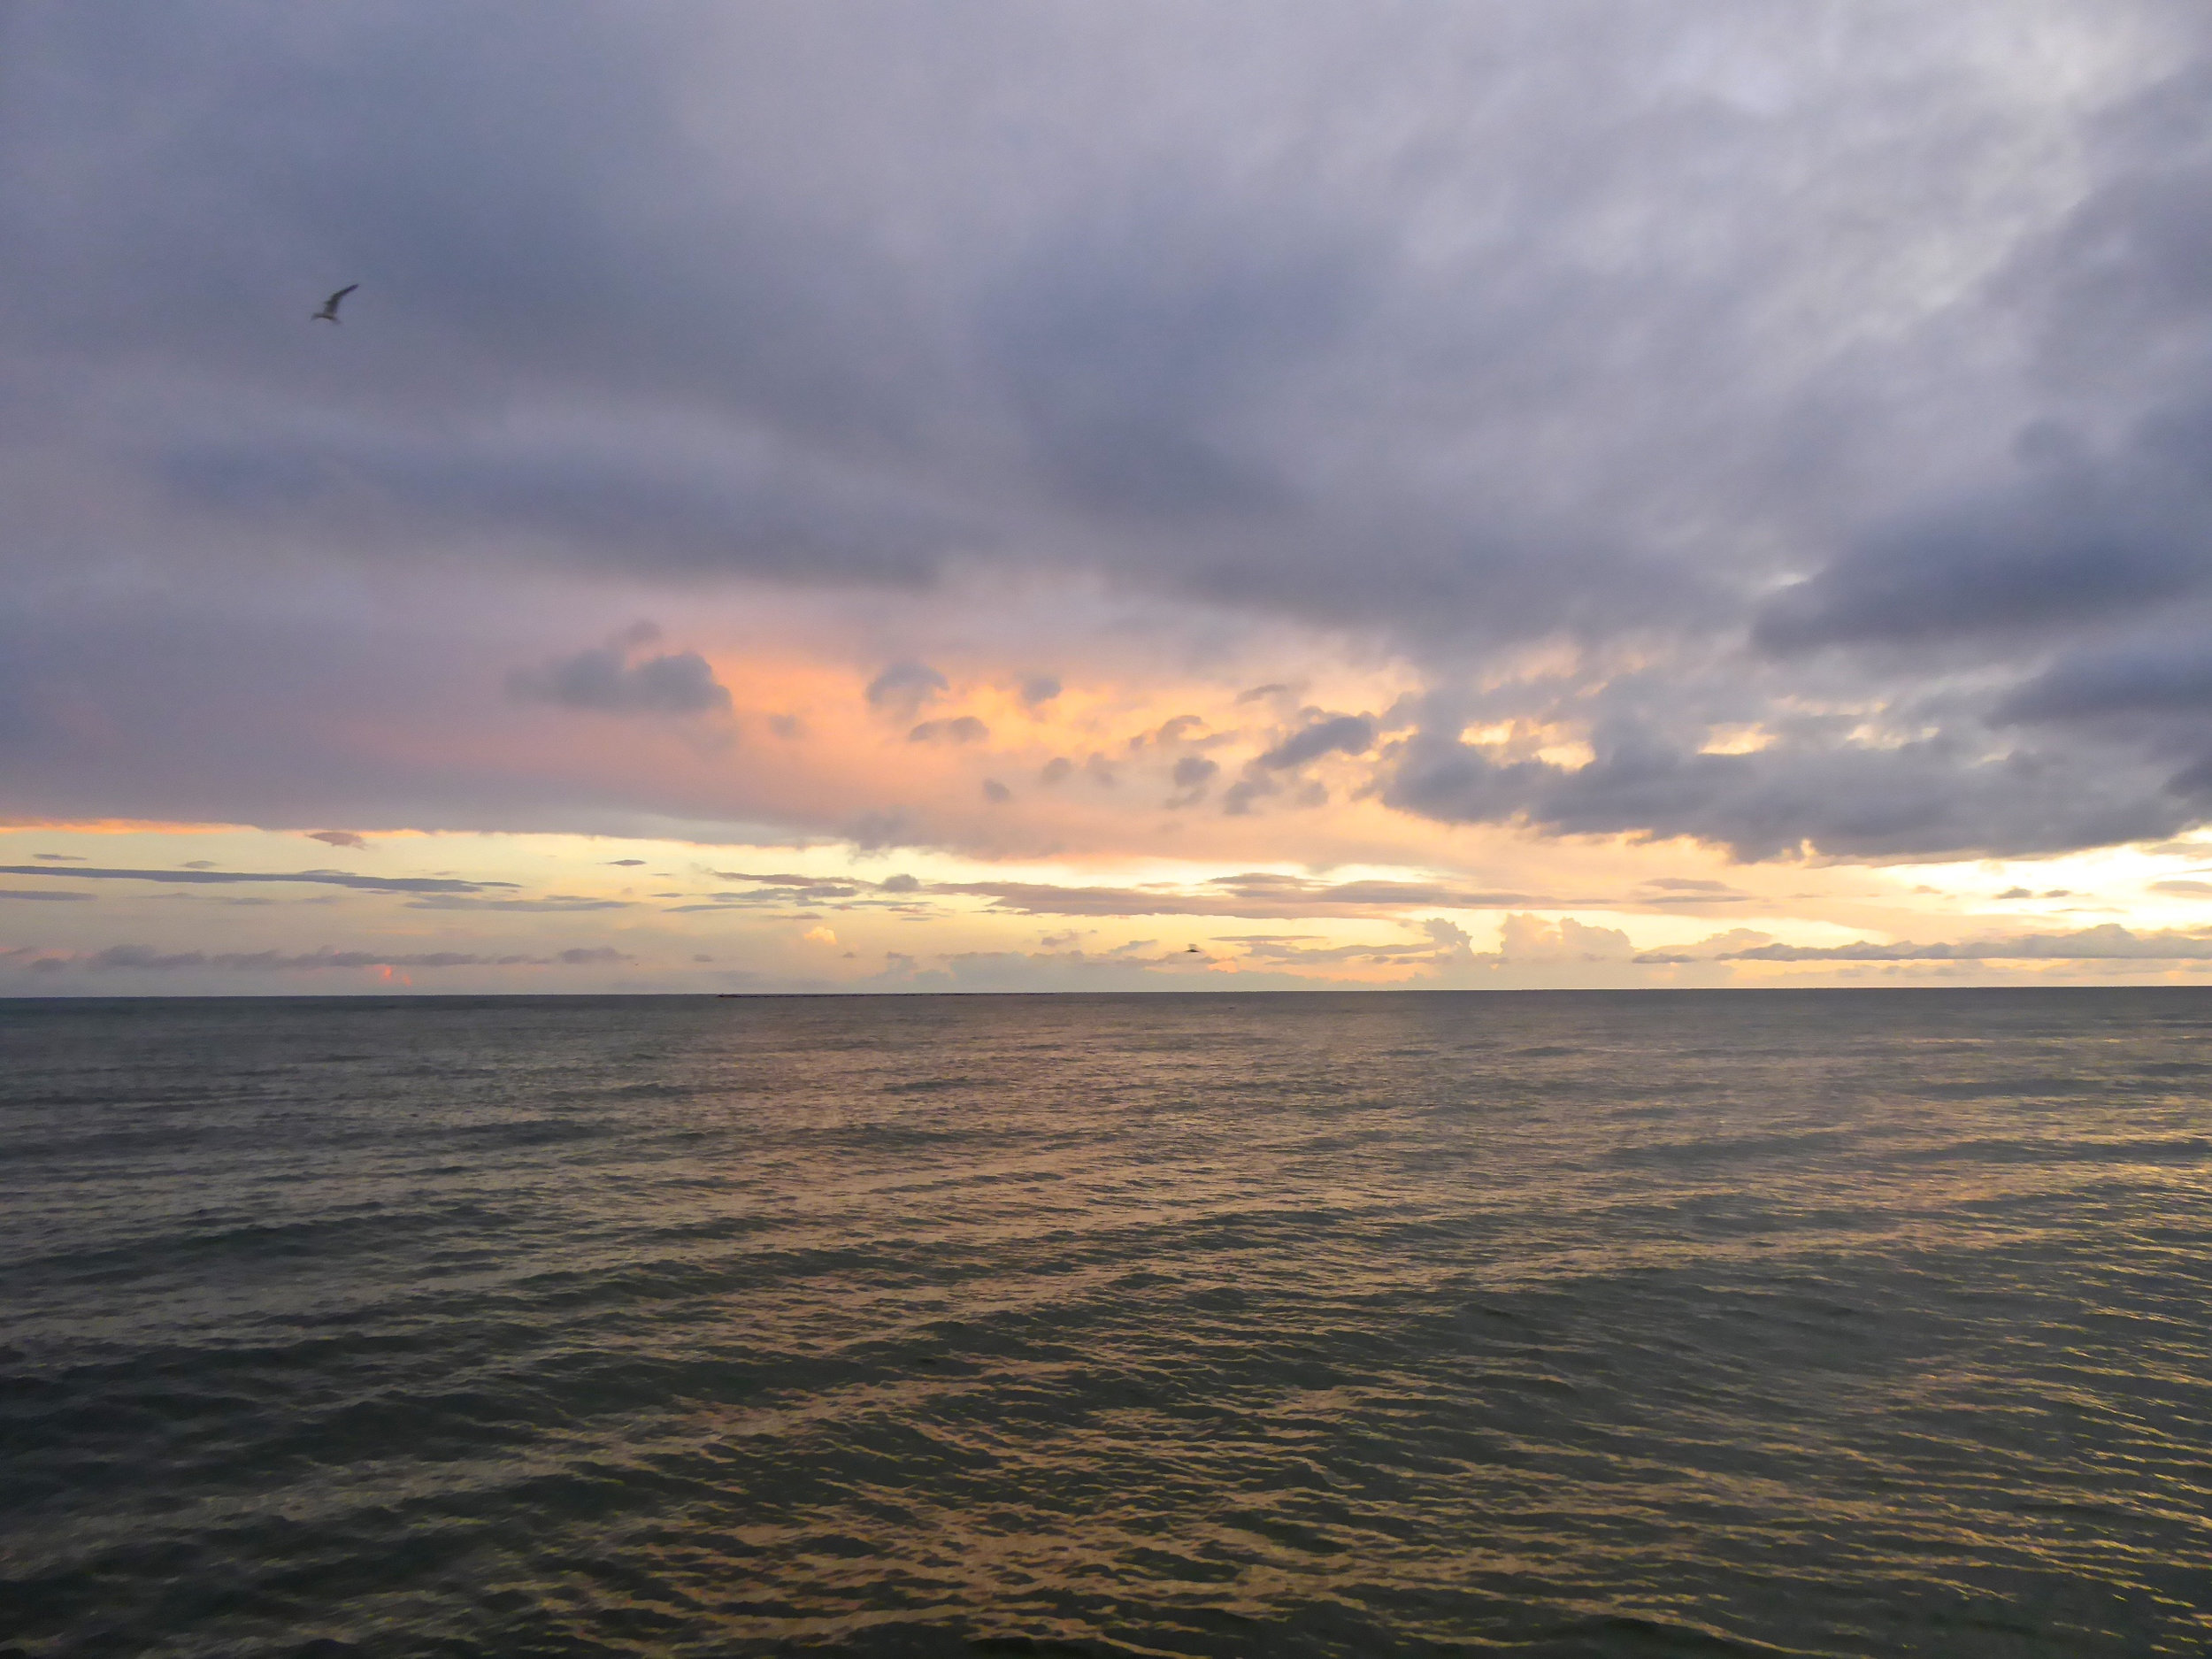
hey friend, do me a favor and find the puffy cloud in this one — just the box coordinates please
[1257,713,1376,771]
[508,626,732,717]
[1167,753,1220,806]
[845,809,920,851]
[908,715,988,744]
[865,662,949,716]
[1498,913,1636,964]
[1420,917,1479,964]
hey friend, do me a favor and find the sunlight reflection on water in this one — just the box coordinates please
[2,989,2208,1656]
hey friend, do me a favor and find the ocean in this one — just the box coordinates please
[2,990,2207,1657]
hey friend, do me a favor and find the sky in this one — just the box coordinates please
[9,0,2212,994]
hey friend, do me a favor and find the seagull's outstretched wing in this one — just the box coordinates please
[313,283,359,321]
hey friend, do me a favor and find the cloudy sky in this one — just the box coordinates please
[10,0,2212,993]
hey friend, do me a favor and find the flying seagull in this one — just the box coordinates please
[312,284,358,323]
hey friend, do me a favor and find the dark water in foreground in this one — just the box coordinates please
[2,991,2208,1658]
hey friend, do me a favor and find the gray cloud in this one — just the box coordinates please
[669,870,933,912]
[10,4,2212,864]
[508,626,732,717]
[1640,924,2212,963]
[939,871,1553,919]
[909,715,988,745]
[402,895,634,912]
[865,662,949,717]
[308,830,367,849]
[1165,752,1219,808]
[1383,719,2188,861]
[1258,713,1376,770]
[1753,455,2212,654]
[0,4,2022,627]
[980,190,1367,519]
[40,943,636,973]
[1994,638,2212,725]
[0,864,508,895]
[848,809,920,852]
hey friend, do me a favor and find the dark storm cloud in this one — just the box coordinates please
[11,3,2212,859]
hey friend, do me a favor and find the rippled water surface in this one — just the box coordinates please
[3,990,2209,1657]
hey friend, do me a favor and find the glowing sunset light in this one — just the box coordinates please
[10,5,2212,992]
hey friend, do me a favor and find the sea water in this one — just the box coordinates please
[2,990,2207,1656]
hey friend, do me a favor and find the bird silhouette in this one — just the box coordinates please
[312,284,358,323]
